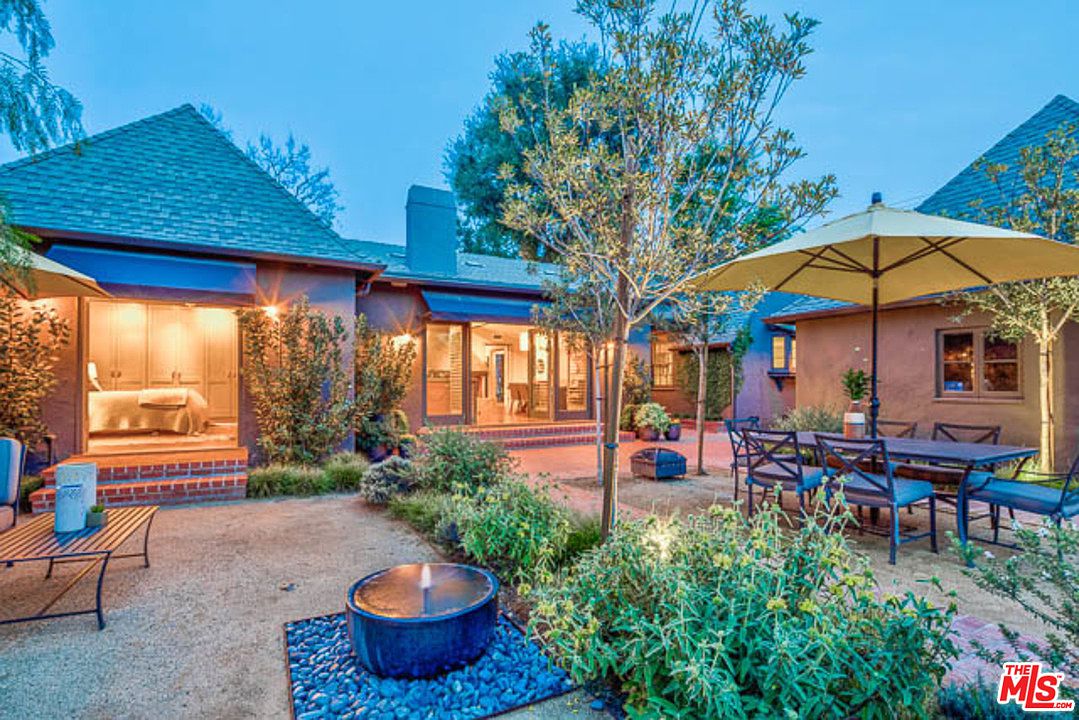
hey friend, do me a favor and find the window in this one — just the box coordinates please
[651,334,675,387]
[425,323,465,417]
[937,329,1020,397]
[770,332,795,374]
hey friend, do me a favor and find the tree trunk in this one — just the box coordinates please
[1037,335,1055,473]
[593,340,604,486]
[695,342,708,475]
[600,308,629,539]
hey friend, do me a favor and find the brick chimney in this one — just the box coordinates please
[405,185,457,275]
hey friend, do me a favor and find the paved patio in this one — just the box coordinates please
[0,497,604,720]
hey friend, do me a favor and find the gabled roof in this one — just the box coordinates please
[918,94,1079,217]
[347,238,562,292]
[0,104,378,270]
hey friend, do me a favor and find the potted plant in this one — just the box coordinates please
[634,403,671,442]
[86,503,106,528]
[841,368,869,439]
[665,418,682,441]
[397,433,419,459]
[358,415,397,462]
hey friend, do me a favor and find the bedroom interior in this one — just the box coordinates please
[85,299,239,454]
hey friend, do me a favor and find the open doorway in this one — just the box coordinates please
[85,299,239,454]
[469,323,552,425]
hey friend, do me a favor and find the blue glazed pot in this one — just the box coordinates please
[346,563,499,678]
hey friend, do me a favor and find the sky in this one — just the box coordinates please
[3,0,1078,245]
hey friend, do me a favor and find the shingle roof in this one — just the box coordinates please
[0,104,377,269]
[918,94,1079,217]
[346,238,561,291]
[764,295,851,321]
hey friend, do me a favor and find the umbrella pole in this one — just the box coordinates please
[869,238,880,438]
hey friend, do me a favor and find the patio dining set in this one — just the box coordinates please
[725,418,1079,564]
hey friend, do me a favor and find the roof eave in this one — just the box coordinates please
[763,296,938,324]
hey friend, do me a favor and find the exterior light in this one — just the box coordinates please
[263,305,279,319]
[392,333,414,349]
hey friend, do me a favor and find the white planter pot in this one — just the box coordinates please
[843,412,866,439]
[54,484,86,533]
[55,462,97,516]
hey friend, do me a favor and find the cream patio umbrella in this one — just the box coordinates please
[2,242,108,299]
[695,195,1079,435]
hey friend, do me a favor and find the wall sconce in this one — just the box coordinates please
[391,333,415,349]
[518,332,529,352]
[262,305,279,319]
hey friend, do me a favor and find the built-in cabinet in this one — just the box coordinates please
[88,300,239,421]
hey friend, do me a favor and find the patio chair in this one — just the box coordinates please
[894,422,1004,504]
[962,454,1079,546]
[1,438,25,533]
[876,420,918,438]
[742,429,823,526]
[723,416,760,502]
[932,422,1002,445]
[816,435,938,564]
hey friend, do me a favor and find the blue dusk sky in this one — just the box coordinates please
[3,0,1077,244]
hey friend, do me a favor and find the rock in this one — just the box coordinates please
[591,698,606,711]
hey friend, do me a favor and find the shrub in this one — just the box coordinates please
[237,297,354,465]
[619,403,639,431]
[773,404,843,433]
[455,480,571,583]
[955,519,1078,708]
[19,474,43,513]
[358,456,418,505]
[323,452,370,491]
[416,428,514,495]
[531,504,957,719]
[354,315,416,418]
[560,513,603,566]
[246,464,330,498]
[622,354,652,405]
[633,402,671,433]
[938,677,1029,719]
[0,289,70,447]
[388,490,456,536]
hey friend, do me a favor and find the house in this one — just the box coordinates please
[763,95,1079,468]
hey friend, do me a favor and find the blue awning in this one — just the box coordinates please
[421,290,545,323]
[46,245,257,301]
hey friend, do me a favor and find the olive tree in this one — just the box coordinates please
[501,0,835,536]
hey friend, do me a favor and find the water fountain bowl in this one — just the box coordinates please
[345,563,499,678]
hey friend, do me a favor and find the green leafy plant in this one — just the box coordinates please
[773,404,844,433]
[455,480,571,583]
[619,403,640,431]
[673,336,747,421]
[323,452,370,492]
[354,315,416,449]
[938,677,1030,719]
[531,503,957,719]
[18,474,43,513]
[358,456,418,505]
[633,402,671,434]
[954,520,1078,708]
[0,289,71,448]
[237,297,354,465]
[89,503,104,513]
[246,464,330,498]
[842,368,870,403]
[355,414,398,454]
[388,490,460,545]
[622,354,652,406]
[415,428,515,495]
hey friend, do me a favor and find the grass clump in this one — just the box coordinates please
[323,452,370,491]
[246,464,329,498]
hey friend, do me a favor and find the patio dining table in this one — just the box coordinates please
[794,432,1038,544]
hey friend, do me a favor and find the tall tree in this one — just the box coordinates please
[954,123,1079,472]
[446,41,603,260]
[198,105,343,227]
[502,0,835,537]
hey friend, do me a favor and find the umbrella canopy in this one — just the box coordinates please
[695,197,1079,435]
[2,245,109,299]
[698,201,1078,304]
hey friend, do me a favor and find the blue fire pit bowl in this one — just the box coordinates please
[346,563,499,679]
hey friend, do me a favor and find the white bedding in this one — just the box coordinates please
[88,388,210,435]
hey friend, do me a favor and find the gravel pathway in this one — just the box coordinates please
[0,496,603,720]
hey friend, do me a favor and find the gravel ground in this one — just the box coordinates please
[0,496,605,720]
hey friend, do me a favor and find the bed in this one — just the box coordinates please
[88,387,210,436]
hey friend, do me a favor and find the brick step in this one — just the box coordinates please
[30,474,248,513]
[497,431,635,450]
[42,447,248,487]
[431,423,598,441]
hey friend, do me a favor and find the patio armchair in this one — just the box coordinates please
[876,420,918,438]
[932,422,1002,445]
[723,416,760,503]
[961,454,1079,546]
[1,438,25,533]
[816,435,938,564]
[741,428,823,526]
[894,422,1004,503]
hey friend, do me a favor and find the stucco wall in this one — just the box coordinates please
[793,303,1075,468]
[239,262,358,463]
